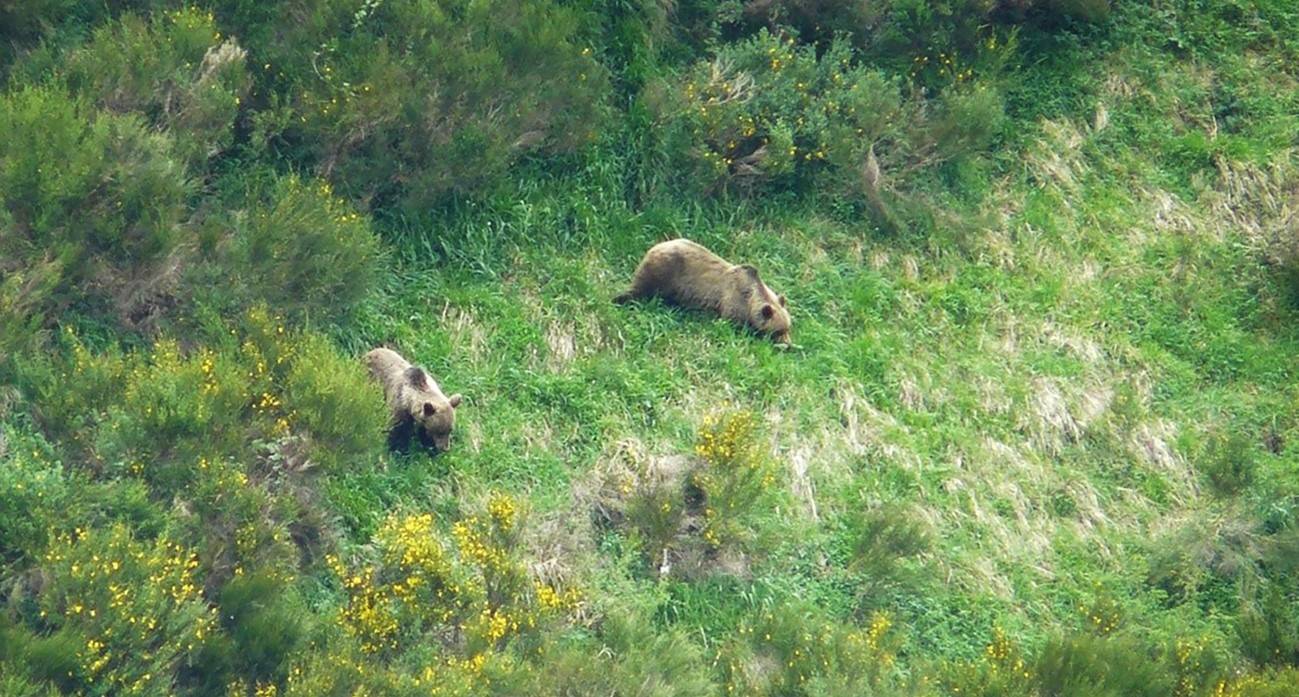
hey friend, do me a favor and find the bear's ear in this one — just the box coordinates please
[760,304,775,319]
[739,264,761,280]
[448,394,463,408]
[422,402,436,417]
[406,366,429,389]
[778,294,787,307]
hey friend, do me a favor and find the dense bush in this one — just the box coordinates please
[14,8,251,167]
[715,603,902,696]
[648,29,1004,204]
[21,525,217,695]
[214,176,385,326]
[592,409,785,576]
[224,0,608,210]
[0,429,69,565]
[0,86,189,329]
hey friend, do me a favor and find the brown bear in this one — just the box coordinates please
[614,238,791,345]
[363,347,463,453]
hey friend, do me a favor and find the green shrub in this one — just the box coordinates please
[20,8,251,167]
[331,493,578,659]
[230,0,608,210]
[1034,633,1175,697]
[716,602,902,696]
[691,409,784,552]
[649,31,901,194]
[840,502,930,588]
[217,571,310,683]
[1237,582,1299,668]
[521,610,715,697]
[17,308,383,475]
[0,430,69,565]
[649,30,1004,204]
[0,86,189,327]
[29,525,219,694]
[1198,432,1257,497]
[220,176,384,326]
[284,333,386,467]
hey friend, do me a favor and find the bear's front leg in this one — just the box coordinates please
[387,415,415,453]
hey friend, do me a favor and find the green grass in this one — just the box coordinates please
[5,1,1299,693]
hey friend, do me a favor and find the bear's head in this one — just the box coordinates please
[405,367,463,452]
[739,265,791,345]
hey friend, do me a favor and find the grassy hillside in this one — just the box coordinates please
[3,1,1299,695]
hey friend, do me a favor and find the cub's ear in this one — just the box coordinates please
[760,304,775,319]
[739,264,761,280]
[406,366,430,389]
[448,394,463,408]
[778,294,787,307]
[422,402,436,417]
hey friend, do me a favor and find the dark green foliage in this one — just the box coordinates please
[217,572,309,682]
[14,9,251,167]
[1033,634,1173,697]
[226,0,609,210]
[216,175,385,326]
[1237,582,1299,668]
[0,86,189,328]
[1199,432,1258,497]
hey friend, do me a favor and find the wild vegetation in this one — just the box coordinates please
[3,0,1299,694]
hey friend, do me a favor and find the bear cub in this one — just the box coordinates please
[615,238,791,345]
[364,347,463,453]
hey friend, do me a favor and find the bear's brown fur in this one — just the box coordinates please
[363,347,463,453]
[614,238,791,344]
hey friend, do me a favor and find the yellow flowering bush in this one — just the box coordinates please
[30,525,217,695]
[692,409,783,552]
[716,603,901,696]
[331,493,581,672]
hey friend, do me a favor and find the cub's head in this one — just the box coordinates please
[405,367,464,452]
[740,265,792,345]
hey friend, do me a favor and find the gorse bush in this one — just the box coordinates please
[651,31,900,194]
[691,408,783,551]
[0,429,69,565]
[25,525,217,695]
[320,494,581,691]
[17,308,384,476]
[650,28,1005,210]
[593,409,783,576]
[716,602,901,696]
